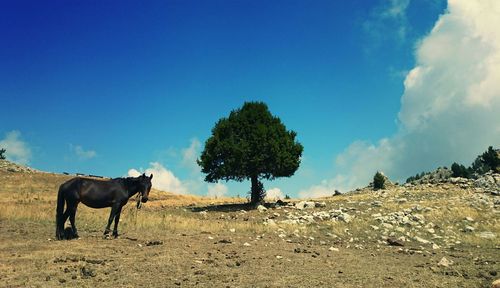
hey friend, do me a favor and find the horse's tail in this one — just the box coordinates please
[55,184,66,240]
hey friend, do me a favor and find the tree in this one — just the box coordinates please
[451,162,471,178]
[198,102,303,204]
[373,171,386,190]
[471,146,500,174]
[0,148,5,160]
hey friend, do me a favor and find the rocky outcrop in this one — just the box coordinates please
[474,172,500,194]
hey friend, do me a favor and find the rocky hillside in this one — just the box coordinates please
[0,159,40,173]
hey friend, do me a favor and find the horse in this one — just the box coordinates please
[55,173,153,240]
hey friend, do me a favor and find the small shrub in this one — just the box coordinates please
[373,171,386,190]
[0,148,5,160]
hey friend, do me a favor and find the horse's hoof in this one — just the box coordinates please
[103,234,111,240]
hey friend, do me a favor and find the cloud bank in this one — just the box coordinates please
[0,130,31,165]
[265,187,285,200]
[128,162,188,194]
[207,183,228,198]
[301,0,500,197]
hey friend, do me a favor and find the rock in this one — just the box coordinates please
[381,223,393,230]
[396,198,408,203]
[264,219,277,227]
[276,255,283,259]
[337,213,352,223]
[387,238,404,246]
[432,243,440,250]
[478,231,496,239]
[295,201,316,210]
[315,202,327,208]
[146,240,163,246]
[243,242,251,247]
[438,257,453,267]
[229,228,236,233]
[371,201,382,207]
[329,247,340,252]
[464,226,475,232]
[80,266,96,278]
[414,236,430,244]
[492,279,500,288]
[465,217,474,222]
[257,205,267,212]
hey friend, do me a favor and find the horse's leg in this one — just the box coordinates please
[57,209,70,239]
[112,206,123,238]
[69,203,79,238]
[104,205,120,237]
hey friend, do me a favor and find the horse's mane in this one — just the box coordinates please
[111,176,141,185]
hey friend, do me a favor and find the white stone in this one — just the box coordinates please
[257,205,267,212]
[438,257,453,267]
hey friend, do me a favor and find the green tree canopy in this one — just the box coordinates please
[0,148,6,160]
[198,102,303,204]
[373,171,386,190]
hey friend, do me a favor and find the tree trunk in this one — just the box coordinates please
[250,175,263,205]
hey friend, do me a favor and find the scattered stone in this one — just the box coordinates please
[146,240,163,246]
[464,226,475,233]
[492,279,500,288]
[329,247,339,252]
[478,232,496,239]
[80,266,97,278]
[414,236,430,244]
[432,243,440,250]
[396,198,408,203]
[229,228,236,233]
[276,255,283,259]
[387,238,404,247]
[465,217,474,222]
[295,201,316,210]
[257,205,267,212]
[243,242,251,247]
[438,257,453,267]
[315,202,327,208]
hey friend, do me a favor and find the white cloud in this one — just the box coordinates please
[128,162,188,194]
[0,130,31,165]
[364,0,411,45]
[181,138,201,173]
[265,187,285,200]
[207,183,228,198]
[70,144,97,160]
[302,0,500,196]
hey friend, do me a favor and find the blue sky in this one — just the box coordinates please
[2,0,499,198]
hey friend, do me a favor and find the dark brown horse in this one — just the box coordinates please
[56,173,153,240]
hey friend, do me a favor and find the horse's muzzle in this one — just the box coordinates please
[141,197,148,203]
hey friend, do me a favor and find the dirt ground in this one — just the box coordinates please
[0,170,498,287]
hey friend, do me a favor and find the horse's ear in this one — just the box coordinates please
[150,174,153,180]
[141,173,146,178]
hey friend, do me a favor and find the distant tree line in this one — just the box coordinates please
[405,146,500,183]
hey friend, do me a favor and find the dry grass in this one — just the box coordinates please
[0,171,264,236]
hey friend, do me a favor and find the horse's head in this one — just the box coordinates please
[138,173,153,203]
